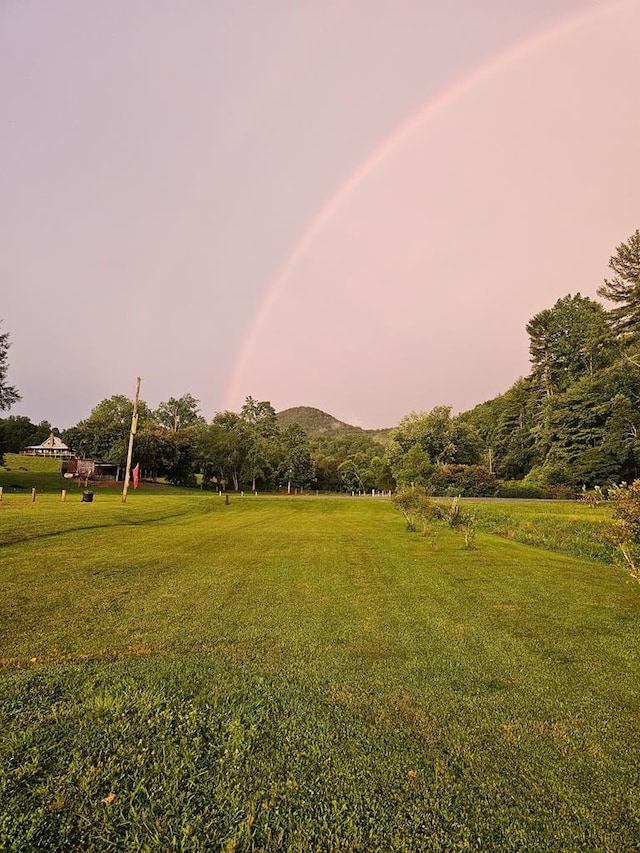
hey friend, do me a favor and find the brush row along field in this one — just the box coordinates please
[0,482,638,852]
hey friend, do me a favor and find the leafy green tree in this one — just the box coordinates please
[154,394,205,432]
[597,229,640,339]
[0,416,32,454]
[368,455,395,491]
[211,411,252,491]
[190,423,226,489]
[310,450,343,492]
[134,425,177,479]
[608,480,640,579]
[387,442,433,487]
[134,424,197,485]
[240,397,280,490]
[278,423,313,492]
[308,430,388,492]
[0,417,59,454]
[337,451,382,492]
[161,430,198,486]
[456,235,640,486]
[603,394,640,482]
[457,395,507,474]
[391,485,432,532]
[530,365,637,487]
[240,396,277,429]
[386,407,482,480]
[526,294,613,395]
[428,464,499,497]
[64,395,152,464]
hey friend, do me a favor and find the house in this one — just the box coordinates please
[20,433,75,459]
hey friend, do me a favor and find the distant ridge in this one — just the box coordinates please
[276,407,390,444]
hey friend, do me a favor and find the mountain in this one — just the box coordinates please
[276,407,390,444]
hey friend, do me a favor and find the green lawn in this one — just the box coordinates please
[1,493,638,851]
[0,453,69,495]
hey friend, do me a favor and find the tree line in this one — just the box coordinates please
[460,229,640,490]
[1,229,639,494]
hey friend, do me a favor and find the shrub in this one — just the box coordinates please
[428,465,499,497]
[460,513,477,549]
[437,495,477,549]
[580,485,607,506]
[523,464,573,488]
[608,481,640,579]
[440,494,462,527]
[391,486,433,533]
[541,484,576,500]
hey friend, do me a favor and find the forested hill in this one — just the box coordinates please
[276,406,390,443]
[276,407,356,434]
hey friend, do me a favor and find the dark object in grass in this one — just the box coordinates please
[81,491,94,503]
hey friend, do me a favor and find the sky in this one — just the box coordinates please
[2,0,639,430]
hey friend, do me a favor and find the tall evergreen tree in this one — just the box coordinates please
[492,379,541,479]
[597,229,640,338]
[0,322,20,412]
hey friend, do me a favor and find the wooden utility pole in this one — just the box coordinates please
[122,377,141,503]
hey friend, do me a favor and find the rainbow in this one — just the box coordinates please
[223,0,634,410]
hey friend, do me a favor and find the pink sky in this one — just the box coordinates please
[2,0,639,429]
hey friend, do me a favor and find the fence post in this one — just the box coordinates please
[61,489,67,502]
[31,488,36,502]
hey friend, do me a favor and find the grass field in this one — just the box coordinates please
[1,491,639,851]
[470,500,614,563]
[0,453,69,495]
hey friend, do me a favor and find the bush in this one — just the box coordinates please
[428,465,499,497]
[540,462,573,486]
[391,486,433,533]
[435,496,477,549]
[523,464,573,488]
[541,484,576,500]
[608,481,640,578]
[460,513,477,549]
[581,485,607,506]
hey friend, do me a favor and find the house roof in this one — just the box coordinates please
[24,433,70,451]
